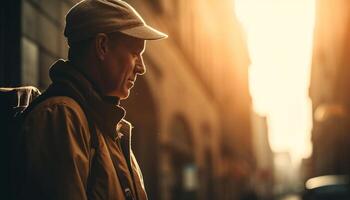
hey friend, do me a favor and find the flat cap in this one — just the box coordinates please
[64,0,168,43]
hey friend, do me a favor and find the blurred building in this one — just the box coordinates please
[309,0,350,178]
[300,157,313,184]
[251,113,274,200]
[0,0,255,199]
[273,152,296,196]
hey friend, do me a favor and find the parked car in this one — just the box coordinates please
[302,175,350,200]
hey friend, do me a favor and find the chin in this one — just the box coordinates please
[112,87,131,99]
[118,91,130,99]
[119,95,129,100]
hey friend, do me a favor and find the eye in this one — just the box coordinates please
[131,53,139,59]
[133,51,143,58]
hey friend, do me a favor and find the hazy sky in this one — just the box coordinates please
[235,0,316,161]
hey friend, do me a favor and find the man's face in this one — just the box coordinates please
[100,33,146,99]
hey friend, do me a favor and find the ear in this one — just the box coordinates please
[95,33,109,61]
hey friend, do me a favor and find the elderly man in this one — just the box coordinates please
[13,0,167,199]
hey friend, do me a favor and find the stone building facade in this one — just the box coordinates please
[1,0,254,199]
[251,113,274,199]
[309,0,350,178]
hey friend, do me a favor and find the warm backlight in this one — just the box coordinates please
[235,0,316,161]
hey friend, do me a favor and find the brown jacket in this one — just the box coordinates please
[14,60,147,200]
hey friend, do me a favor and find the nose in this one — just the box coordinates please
[135,55,146,75]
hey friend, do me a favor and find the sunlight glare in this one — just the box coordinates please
[235,0,315,161]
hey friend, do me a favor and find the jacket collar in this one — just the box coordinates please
[49,59,127,140]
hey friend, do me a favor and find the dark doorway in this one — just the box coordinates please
[0,1,21,86]
[169,116,198,200]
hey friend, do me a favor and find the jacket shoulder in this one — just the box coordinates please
[25,96,88,125]
[31,96,83,112]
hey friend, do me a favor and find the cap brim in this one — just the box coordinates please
[119,25,168,40]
